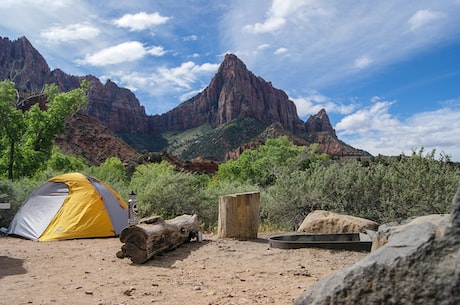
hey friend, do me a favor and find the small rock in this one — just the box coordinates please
[123,286,136,296]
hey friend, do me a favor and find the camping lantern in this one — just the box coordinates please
[128,191,138,226]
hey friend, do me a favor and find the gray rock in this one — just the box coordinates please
[371,214,449,251]
[295,188,460,305]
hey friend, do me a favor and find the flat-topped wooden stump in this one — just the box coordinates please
[218,191,260,239]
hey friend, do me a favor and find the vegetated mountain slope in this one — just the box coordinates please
[55,113,140,166]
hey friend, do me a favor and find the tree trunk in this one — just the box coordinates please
[117,214,199,264]
[8,140,14,181]
[218,191,260,239]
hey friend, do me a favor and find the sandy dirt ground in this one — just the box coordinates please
[0,233,367,305]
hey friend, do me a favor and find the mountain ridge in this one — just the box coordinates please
[0,35,370,163]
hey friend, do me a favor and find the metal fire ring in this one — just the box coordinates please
[268,233,372,252]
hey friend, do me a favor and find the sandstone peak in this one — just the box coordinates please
[0,36,50,92]
[0,36,370,161]
[305,108,336,136]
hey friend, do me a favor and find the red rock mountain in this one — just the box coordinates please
[151,54,306,134]
[0,36,369,162]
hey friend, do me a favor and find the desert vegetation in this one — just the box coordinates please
[1,80,459,231]
[1,134,459,231]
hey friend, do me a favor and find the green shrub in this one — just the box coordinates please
[0,179,15,228]
[262,167,329,230]
[128,161,206,221]
[47,146,88,173]
[216,136,306,187]
[263,149,460,229]
[0,176,46,228]
[87,157,129,196]
[201,178,259,231]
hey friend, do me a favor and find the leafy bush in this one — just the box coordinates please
[0,179,15,228]
[47,146,88,173]
[263,149,460,229]
[0,176,45,228]
[128,161,206,220]
[87,157,129,196]
[217,136,306,187]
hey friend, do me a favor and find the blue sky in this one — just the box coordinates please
[1,0,459,160]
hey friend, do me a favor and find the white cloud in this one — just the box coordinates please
[76,41,152,66]
[114,11,170,31]
[0,0,66,9]
[274,47,288,55]
[354,56,373,69]
[223,1,460,92]
[106,61,220,97]
[179,88,206,102]
[336,100,399,134]
[408,9,445,31]
[336,99,460,160]
[243,0,308,34]
[40,24,100,43]
[147,46,167,56]
[183,35,198,41]
[291,90,356,119]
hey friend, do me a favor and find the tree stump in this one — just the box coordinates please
[218,191,260,239]
[117,214,199,264]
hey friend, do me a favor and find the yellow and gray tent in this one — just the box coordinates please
[8,173,128,241]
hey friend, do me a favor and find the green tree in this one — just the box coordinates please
[88,157,129,194]
[0,81,25,180]
[216,136,324,187]
[0,80,87,180]
[46,146,88,173]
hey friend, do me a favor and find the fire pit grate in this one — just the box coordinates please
[268,233,372,252]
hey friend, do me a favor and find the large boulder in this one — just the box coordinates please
[297,210,379,233]
[371,214,449,251]
[294,188,460,305]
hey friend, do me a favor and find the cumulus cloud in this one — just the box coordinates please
[336,98,460,160]
[291,90,356,119]
[147,46,167,56]
[106,61,219,96]
[40,24,100,43]
[76,41,165,66]
[336,99,399,134]
[408,9,445,31]
[114,11,170,31]
[243,0,307,34]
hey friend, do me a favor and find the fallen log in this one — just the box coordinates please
[117,214,199,264]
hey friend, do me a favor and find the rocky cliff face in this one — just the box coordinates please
[0,36,369,161]
[0,36,149,134]
[85,77,149,133]
[152,54,306,135]
[305,108,336,136]
[0,36,50,92]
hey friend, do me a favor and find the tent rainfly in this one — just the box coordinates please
[8,172,128,241]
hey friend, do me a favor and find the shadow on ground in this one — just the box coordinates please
[0,256,27,278]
